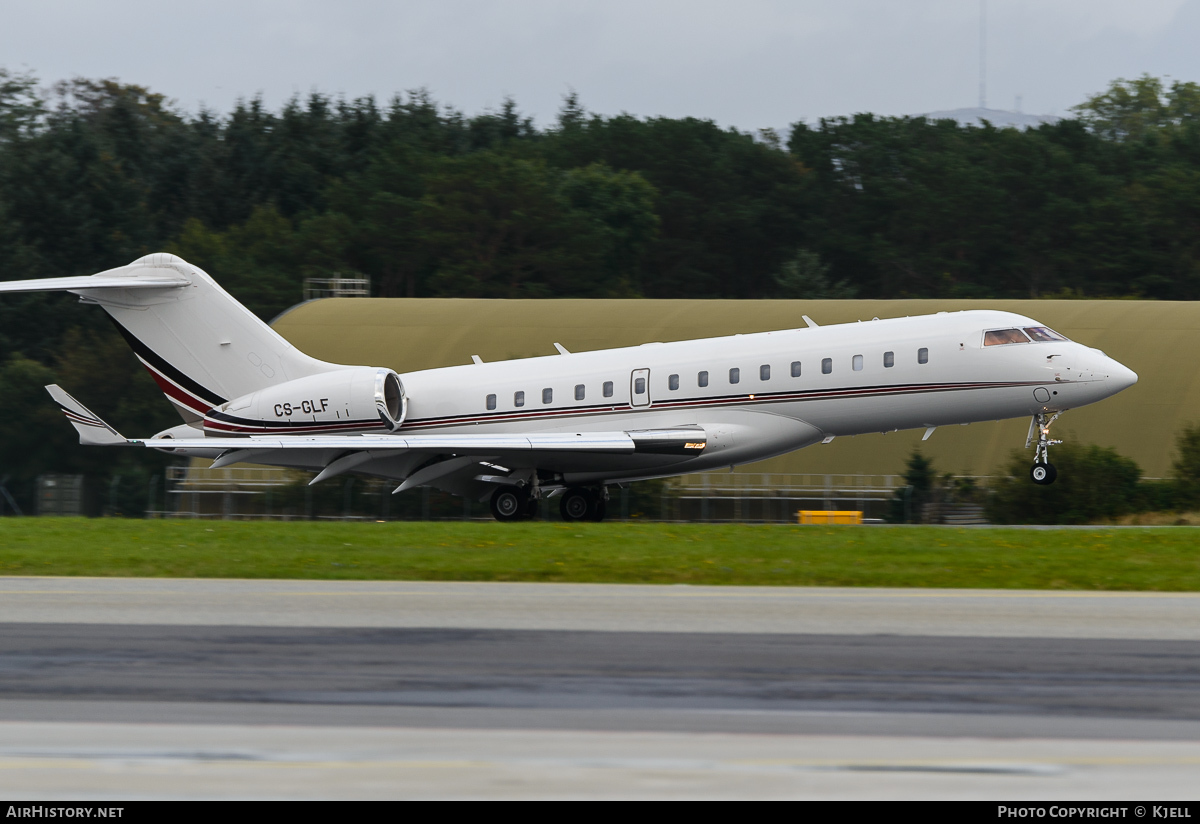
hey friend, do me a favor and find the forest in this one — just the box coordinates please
[0,69,1198,512]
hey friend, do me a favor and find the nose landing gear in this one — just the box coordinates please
[1026,412,1062,485]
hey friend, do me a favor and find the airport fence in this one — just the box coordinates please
[301,276,371,301]
[146,465,988,523]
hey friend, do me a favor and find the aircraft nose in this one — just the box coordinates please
[1103,358,1138,394]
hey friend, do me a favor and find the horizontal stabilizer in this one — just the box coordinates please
[0,275,190,294]
[134,427,707,457]
[44,385,128,446]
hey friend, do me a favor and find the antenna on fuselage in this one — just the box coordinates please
[802,315,819,328]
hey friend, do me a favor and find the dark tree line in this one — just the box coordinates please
[1,69,1198,513]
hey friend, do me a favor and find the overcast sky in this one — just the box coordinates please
[3,0,1200,131]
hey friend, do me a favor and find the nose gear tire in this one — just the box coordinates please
[1030,463,1057,485]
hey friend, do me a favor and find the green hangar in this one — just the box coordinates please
[271,298,1193,479]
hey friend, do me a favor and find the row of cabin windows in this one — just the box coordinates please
[482,348,930,409]
[671,348,928,388]
[485,380,616,410]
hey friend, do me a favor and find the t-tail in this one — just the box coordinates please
[0,254,407,435]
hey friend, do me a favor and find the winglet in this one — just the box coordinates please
[44,385,129,446]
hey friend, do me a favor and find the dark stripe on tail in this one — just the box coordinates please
[107,316,227,407]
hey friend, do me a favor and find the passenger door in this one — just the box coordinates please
[630,368,651,408]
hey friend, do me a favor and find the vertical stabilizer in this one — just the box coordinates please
[83,254,343,421]
[0,254,344,423]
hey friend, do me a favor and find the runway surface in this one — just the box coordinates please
[2,578,1199,798]
[4,577,1200,638]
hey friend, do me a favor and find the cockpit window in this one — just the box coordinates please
[984,328,1031,346]
[1024,326,1068,342]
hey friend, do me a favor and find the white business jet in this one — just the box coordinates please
[0,254,1137,521]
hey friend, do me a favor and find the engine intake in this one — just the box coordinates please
[204,367,407,435]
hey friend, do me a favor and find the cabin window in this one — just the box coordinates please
[698,370,709,387]
[984,329,1031,346]
[668,374,680,390]
[542,388,553,404]
[574,384,585,401]
[514,391,525,407]
[821,358,832,374]
[634,377,646,395]
[729,367,740,384]
[760,364,771,381]
[603,381,614,398]
[1024,326,1068,342]
[852,354,863,372]
[918,347,929,364]
[884,351,894,368]
[791,361,801,377]
[486,394,497,411]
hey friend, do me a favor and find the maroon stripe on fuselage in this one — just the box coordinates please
[396,380,1048,432]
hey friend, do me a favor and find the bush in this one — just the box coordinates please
[1133,478,1184,514]
[987,442,1142,524]
[886,450,936,523]
[1172,422,1200,509]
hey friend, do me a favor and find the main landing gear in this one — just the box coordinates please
[490,484,609,522]
[1027,411,1062,486]
[559,487,608,522]
[489,485,539,522]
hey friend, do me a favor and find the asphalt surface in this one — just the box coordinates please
[2,578,1199,798]
[3,624,1200,723]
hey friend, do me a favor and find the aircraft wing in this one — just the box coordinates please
[141,429,706,457]
[46,384,707,457]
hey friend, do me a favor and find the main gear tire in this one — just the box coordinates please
[560,488,591,521]
[587,496,607,522]
[490,486,527,521]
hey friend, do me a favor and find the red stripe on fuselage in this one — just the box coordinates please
[395,380,1045,431]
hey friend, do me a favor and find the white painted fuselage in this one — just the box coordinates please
[389,309,1135,483]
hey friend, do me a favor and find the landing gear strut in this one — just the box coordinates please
[1027,412,1062,486]
[560,487,608,522]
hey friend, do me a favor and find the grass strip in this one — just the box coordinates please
[0,518,1198,591]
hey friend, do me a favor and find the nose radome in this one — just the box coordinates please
[1105,359,1138,393]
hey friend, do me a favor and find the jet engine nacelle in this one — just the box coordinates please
[203,366,407,435]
